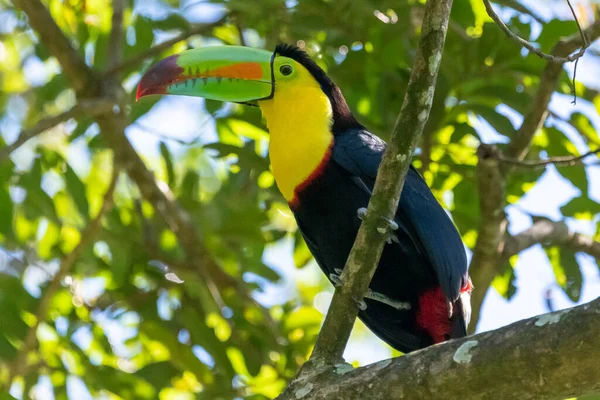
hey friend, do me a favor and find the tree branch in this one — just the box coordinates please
[276,298,600,400]
[102,15,229,77]
[12,0,98,95]
[468,18,600,331]
[0,98,115,162]
[468,144,508,334]
[505,19,600,161]
[12,0,248,314]
[107,0,126,71]
[496,148,600,168]
[306,0,454,367]
[5,167,119,389]
[483,0,588,64]
[503,219,600,261]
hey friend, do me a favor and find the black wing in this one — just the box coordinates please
[333,129,468,300]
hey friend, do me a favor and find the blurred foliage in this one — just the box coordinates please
[0,0,599,399]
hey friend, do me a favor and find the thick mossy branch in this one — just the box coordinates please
[278,298,600,400]
[307,0,454,366]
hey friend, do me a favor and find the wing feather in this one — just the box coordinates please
[333,130,468,300]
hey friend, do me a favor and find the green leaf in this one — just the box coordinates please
[560,196,600,219]
[492,257,517,300]
[136,362,180,390]
[141,320,212,381]
[569,112,600,146]
[93,33,109,70]
[152,14,191,32]
[0,186,13,236]
[545,247,582,302]
[544,128,588,193]
[0,334,17,361]
[535,20,577,53]
[105,236,133,287]
[35,74,68,107]
[65,165,89,221]
[468,104,515,137]
[69,119,94,142]
[133,17,155,56]
[293,230,312,269]
[160,142,175,187]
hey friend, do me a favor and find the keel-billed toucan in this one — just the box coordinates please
[137,44,472,352]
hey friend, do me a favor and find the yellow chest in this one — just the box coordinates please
[260,86,334,202]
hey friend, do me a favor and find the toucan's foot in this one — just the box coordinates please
[365,290,411,310]
[334,268,343,275]
[329,272,343,287]
[385,232,400,245]
[356,207,399,243]
[378,217,399,232]
[353,297,368,311]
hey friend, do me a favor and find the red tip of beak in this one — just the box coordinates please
[136,54,182,101]
[135,82,144,102]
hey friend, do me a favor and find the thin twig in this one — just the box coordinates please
[234,15,246,46]
[0,98,115,162]
[5,166,119,389]
[565,0,587,104]
[102,15,228,77]
[483,0,588,64]
[503,19,600,162]
[496,148,600,168]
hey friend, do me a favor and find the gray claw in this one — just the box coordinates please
[330,273,343,287]
[357,207,398,232]
[357,207,368,220]
[334,268,343,275]
[353,297,368,311]
[386,233,400,244]
[381,217,399,231]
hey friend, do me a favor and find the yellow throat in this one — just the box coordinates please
[260,83,334,203]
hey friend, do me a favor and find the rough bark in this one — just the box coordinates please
[278,298,600,400]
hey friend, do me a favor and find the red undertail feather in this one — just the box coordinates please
[415,286,451,344]
[416,280,472,343]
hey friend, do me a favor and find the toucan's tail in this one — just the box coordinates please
[451,281,473,338]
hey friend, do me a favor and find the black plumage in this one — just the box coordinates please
[277,44,471,352]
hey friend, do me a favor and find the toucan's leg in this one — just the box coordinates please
[329,268,409,311]
[364,290,411,310]
[356,207,399,244]
[329,268,368,310]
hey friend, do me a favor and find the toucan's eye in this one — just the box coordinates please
[280,64,293,76]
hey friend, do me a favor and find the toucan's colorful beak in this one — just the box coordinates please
[136,46,274,103]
